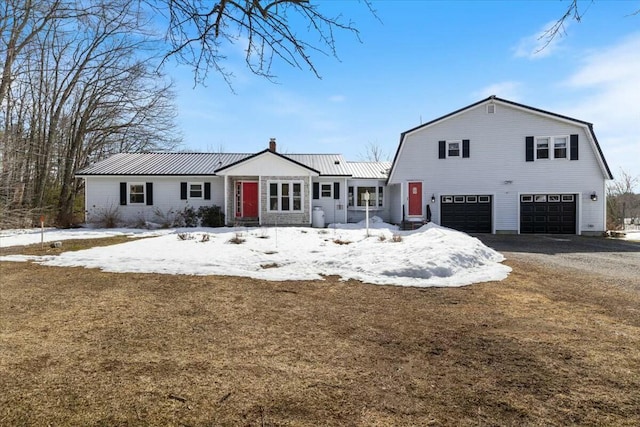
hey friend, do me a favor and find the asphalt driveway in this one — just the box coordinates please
[473,233,640,291]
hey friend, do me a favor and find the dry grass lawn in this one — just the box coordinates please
[1,238,639,426]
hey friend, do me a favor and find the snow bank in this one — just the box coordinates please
[0,223,510,287]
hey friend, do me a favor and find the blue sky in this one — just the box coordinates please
[169,1,640,181]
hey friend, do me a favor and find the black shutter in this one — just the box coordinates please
[333,182,340,199]
[438,140,446,159]
[146,182,153,205]
[462,139,470,158]
[180,182,187,200]
[120,182,127,205]
[525,136,534,162]
[570,134,579,160]
[204,182,211,200]
[313,182,319,199]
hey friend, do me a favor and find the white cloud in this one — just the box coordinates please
[560,32,640,178]
[513,20,570,59]
[473,81,522,101]
[329,94,346,103]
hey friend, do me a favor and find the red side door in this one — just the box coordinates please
[408,182,422,216]
[242,182,259,217]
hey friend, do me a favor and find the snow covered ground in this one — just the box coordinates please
[0,219,511,287]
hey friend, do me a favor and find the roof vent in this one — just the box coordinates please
[334,160,340,165]
[487,103,496,114]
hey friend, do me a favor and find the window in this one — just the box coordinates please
[478,196,491,203]
[268,181,303,212]
[189,183,203,198]
[521,195,533,202]
[442,196,453,203]
[562,194,574,202]
[321,183,332,198]
[549,195,560,202]
[347,185,384,208]
[535,195,547,202]
[554,137,567,159]
[453,196,465,203]
[466,196,477,203]
[129,183,145,204]
[447,141,461,157]
[528,135,572,161]
[536,138,550,159]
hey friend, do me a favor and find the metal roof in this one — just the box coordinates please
[76,152,251,176]
[286,154,351,176]
[76,152,385,178]
[346,162,391,179]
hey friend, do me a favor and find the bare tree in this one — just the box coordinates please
[151,0,374,85]
[607,168,640,230]
[360,141,388,162]
[540,1,639,52]
[1,0,180,227]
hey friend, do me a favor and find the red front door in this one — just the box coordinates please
[408,182,422,216]
[242,182,259,217]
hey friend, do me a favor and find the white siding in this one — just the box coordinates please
[84,176,224,225]
[219,152,317,177]
[388,183,403,224]
[389,102,608,233]
[346,179,390,223]
[311,178,348,225]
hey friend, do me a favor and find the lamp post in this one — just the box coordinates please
[363,190,370,237]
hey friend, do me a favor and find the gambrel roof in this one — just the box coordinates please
[76,151,388,178]
[387,96,613,182]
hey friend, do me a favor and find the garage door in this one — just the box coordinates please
[441,195,492,233]
[520,194,576,234]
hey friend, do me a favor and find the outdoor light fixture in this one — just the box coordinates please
[590,192,598,201]
[431,194,436,203]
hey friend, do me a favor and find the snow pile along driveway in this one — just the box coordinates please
[0,222,511,287]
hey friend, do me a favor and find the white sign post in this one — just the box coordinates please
[363,190,370,237]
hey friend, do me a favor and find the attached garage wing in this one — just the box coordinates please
[440,195,492,233]
[520,194,576,234]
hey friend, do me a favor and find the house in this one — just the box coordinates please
[76,139,391,227]
[77,96,612,235]
[386,96,612,235]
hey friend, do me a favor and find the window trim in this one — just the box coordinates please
[188,182,204,199]
[535,135,570,160]
[535,137,550,160]
[267,180,304,212]
[447,140,462,158]
[553,136,568,159]
[320,183,333,198]
[129,182,146,204]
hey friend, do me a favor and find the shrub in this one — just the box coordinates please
[175,205,225,228]
[391,234,403,243]
[227,232,245,244]
[153,208,181,228]
[177,232,195,240]
[333,238,351,245]
[177,206,199,227]
[378,233,387,242]
[93,205,121,228]
[197,205,225,227]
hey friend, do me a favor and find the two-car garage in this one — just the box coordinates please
[439,193,577,234]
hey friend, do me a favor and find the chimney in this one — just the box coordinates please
[268,137,276,152]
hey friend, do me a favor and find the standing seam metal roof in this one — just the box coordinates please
[76,152,389,178]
